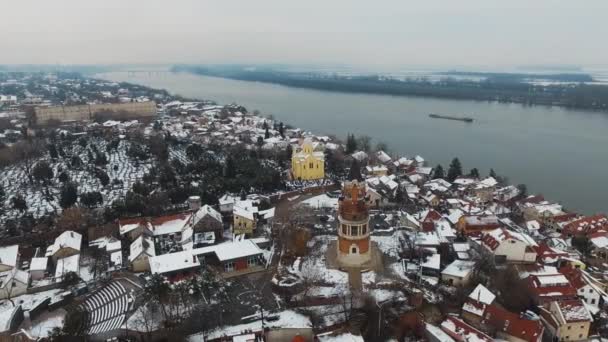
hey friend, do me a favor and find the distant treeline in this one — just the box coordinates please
[443,71,594,83]
[172,65,608,112]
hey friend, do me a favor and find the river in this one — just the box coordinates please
[98,71,608,215]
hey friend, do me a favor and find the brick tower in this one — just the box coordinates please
[336,180,372,268]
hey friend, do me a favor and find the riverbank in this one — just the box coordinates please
[97,71,608,214]
[172,65,608,112]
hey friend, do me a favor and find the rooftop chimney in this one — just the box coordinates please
[188,196,202,211]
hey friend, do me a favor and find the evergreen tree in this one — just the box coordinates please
[394,185,405,204]
[489,168,498,179]
[0,184,4,204]
[33,161,54,185]
[11,195,27,212]
[96,170,110,186]
[279,122,285,138]
[48,144,58,159]
[264,126,270,139]
[58,171,69,183]
[80,191,103,208]
[224,156,236,178]
[447,158,463,182]
[345,133,358,154]
[469,168,480,178]
[59,182,78,209]
[433,164,445,179]
[348,159,363,181]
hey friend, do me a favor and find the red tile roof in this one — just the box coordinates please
[561,214,608,238]
[482,305,544,342]
[559,266,586,289]
[527,274,577,302]
[440,316,493,342]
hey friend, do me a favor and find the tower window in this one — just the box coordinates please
[309,162,314,168]
[351,247,357,254]
[351,226,359,236]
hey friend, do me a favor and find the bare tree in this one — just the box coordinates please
[12,139,45,184]
[299,259,322,299]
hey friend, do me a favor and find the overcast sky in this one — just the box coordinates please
[2,0,606,69]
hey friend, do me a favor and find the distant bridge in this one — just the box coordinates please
[124,70,171,77]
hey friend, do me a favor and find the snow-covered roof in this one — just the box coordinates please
[590,233,608,249]
[318,333,364,342]
[376,150,391,164]
[234,205,255,221]
[30,257,48,271]
[194,310,311,341]
[442,260,475,278]
[48,231,82,256]
[54,254,80,279]
[426,323,455,342]
[557,299,593,323]
[0,269,29,288]
[258,207,275,220]
[0,245,19,268]
[191,240,263,262]
[129,236,156,262]
[421,253,441,270]
[468,284,496,305]
[153,214,191,236]
[149,251,200,275]
[193,204,223,224]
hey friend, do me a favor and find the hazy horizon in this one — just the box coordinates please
[2,1,607,69]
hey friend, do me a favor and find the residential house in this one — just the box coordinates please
[0,245,19,273]
[461,284,544,342]
[480,304,544,342]
[291,138,325,180]
[118,218,152,240]
[366,165,388,177]
[192,204,224,240]
[441,260,475,286]
[472,177,497,203]
[29,257,48,281]
[461,284,496,325]
[233,205,257,236]
[149,251,201,282]
[589,232,608,259]
[527,273,577,305]
[0,269,29,299]
[560,214,608,238]
[539,299,592,342]
[421,210,443,232]
[559,266,606,308]
[439,316,493,342]
[479,228,537,264]
[191,239,265,278]
[45,231,82,261]
[54,254,80,280]
[457,215,501,236]
[129,236,156,272]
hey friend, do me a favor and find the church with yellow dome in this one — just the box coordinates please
[291,138,325,180]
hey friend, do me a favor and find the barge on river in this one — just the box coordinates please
[429,113,474,122]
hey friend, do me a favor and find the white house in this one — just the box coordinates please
[29,257,48,281]
[0,245,19,273]
[46,230,82,261]
[0,269,29,299]
[480,228,537,263]
[441,260,476,286]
